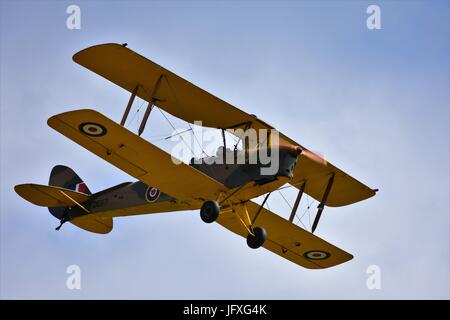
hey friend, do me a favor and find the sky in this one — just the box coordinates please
[0,0,449,299]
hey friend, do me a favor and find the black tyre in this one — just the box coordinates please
[246,226,267,249]
[200,200,220,223]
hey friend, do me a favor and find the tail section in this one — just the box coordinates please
[48,165,91,220]
[49,165,91,194]
[15,165,112,234]
[48,166,113,234]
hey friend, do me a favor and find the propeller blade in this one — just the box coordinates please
[301,149,327,165]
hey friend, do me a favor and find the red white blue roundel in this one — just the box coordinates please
[79,122,107,137]
[303,250,330,260]
[145,186,160,203]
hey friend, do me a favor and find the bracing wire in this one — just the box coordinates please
[278,190,292,209]
[164,128,193,140]
[274,183,316,230]
[187,123,209,158]
[307,195,312,230]
[125,98,144,129]
[154,106,197,159]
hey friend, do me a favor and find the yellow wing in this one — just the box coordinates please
[217,201,353,269]
[47,109,289,206]
[47,109,227,205]
[73,43,269,131]
[14,184,90,207]
[73,43,376,207]
[70,214,113,234]
[289,150,376,207]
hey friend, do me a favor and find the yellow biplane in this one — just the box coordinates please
[15,43,377,269]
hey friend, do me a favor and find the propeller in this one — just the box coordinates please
[280,139,327,166]
[300,149,327,165]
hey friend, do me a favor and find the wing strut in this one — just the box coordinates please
[221,128,226,164]
[251,192,271,225]
[289,181,305,223]
[138,74,164,136]
[312,173,334,233]
[120,84,139,126]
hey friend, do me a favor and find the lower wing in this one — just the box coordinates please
[217,201,353,269]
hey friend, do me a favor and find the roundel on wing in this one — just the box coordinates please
[303,250,331,260]
[145,186,161,203]
[79,122,107,137]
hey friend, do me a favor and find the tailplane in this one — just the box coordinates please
[14,165,112,234]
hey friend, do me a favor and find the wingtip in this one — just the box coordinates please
[48,108,100,128]
[72,43,129,63]
[14,184,24,194]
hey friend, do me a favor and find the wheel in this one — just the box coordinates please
[246,227,267,249]
[200,200,220,223]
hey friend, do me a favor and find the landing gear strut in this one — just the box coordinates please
[246,226,267,249]
[200,200,220,223]
[200,200,267,249]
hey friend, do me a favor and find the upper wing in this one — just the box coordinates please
[73,43,271,131]
[289,149,376,207]
[47,109,227,205]
[217,201,353,269]
[14,184,90,207]
[73,43,376,207]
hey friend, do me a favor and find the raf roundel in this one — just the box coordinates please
[145,186,161,203]
[79,122,107,137]
[303,250,331,260]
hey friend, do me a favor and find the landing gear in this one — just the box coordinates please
[200,200,267,249]
[246,227,267,249]
[200,200,220,223]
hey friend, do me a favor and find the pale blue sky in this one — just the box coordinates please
[1,0,449,299]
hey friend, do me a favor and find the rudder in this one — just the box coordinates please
[48,165,91,220]
[49,165,91,194]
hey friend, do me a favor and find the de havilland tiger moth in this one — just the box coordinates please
[15,43,377,269]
